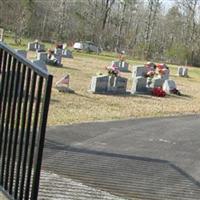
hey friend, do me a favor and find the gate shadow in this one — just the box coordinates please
[42,139,200,199]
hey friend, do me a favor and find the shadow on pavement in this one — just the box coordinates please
[42,139,200,200]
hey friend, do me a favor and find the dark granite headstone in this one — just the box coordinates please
[90,75,109,93]
[131,76,147,94]
[115,76,128,93]
[132,66,147,78]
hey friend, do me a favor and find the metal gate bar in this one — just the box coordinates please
[0,42,53,200]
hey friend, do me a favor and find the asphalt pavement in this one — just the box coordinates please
[38,115,200,200]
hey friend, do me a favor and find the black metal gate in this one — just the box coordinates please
[0,42,53,200]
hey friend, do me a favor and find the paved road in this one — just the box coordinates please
[39,115,200,199]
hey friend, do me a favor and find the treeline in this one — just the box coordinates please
[1,0,200,66]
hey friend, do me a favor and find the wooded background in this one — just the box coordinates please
[1,0,200,66]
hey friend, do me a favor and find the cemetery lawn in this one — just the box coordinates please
[30,52,199,126]
[5,34,200,125]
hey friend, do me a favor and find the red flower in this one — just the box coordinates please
[152,87,166,97]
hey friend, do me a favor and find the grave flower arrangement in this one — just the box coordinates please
[152,87,166,97]
[144,62,156,78]
[106,63,120,77]
[156,63,169,76]
[144,63,156,87]
[146,70,155,78]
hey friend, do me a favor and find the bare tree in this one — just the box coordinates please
[1,0,200,65]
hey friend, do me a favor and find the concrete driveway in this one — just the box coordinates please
[39,115,200,200]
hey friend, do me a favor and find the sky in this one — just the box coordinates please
[162,0,176,13]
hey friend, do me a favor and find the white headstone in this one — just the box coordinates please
[163,80,176,94]
[177,66,188,77]
[90,75,109,93]
[182,67,188,77]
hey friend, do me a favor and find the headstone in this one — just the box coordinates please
[111,61,120,68]
[131,76,147,94]
[177,67,183,77]
[0,28,4,42]
[90,75,108,93]
[63,43,67,50]
[15,49,27,58]
[32,60,48,72]
[150,77,164,88]
[54,48,62,65]
[163,80,176,94]
[161,68,170,81]
[36,44,45,52]
[177,66,189,77]
[111,61,129,72]
[27,42,36,51]
[132,66,147,78]
[115,76,128,93]
[37,52,48,62]
[118,61,129,72]
[62,49,73,58]
[28,42,45,51]
[182,67,188,77]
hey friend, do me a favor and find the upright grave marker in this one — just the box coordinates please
[131,76,147,94]
[28,41,45,51]
[115,76,128,93]
[163,80,176,94]
[132,65,147,78]
[131,65,148,94]
[149,77,164,88]
[37,52,48,62]
[90,75,109,93]
[177,66,188,77]
[54,48,63,66]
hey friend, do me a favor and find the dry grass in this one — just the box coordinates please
[28,51,200,126]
